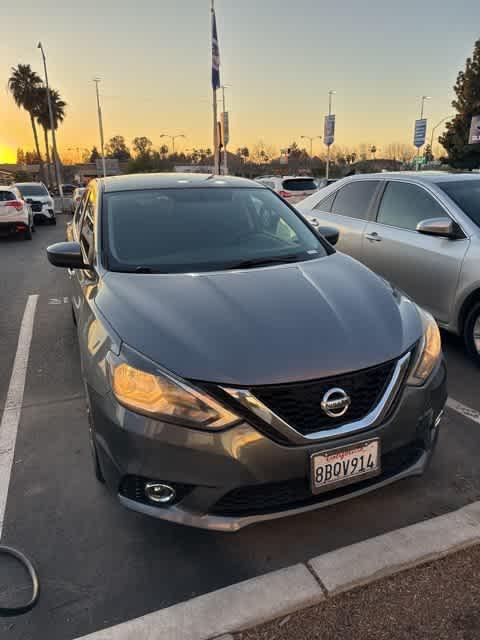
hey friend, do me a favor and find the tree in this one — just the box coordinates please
[423,144,434,162]
[105,135,131,161]
[16,148,25,164]
[8,64,45,179]
[159,144,169,158]
[440,39,480,169]
[25,150,41,164]
[89,146,100,162]
[35,87,66,184]
[383,143,415,163]
[132,136,153,158]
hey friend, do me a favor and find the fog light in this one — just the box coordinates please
[144,482,176,504]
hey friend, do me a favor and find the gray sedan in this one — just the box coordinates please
[46,173,446,530]
[298,172,480,364]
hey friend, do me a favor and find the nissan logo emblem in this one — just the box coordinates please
[321,387,351,418]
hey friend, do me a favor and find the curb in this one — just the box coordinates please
[75,501,480,640]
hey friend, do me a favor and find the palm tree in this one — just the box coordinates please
[8,64,45,178]
[35,87,66,185]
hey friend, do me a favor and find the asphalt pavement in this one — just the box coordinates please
[0,219,479,640]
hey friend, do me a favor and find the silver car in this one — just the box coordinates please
[298,172,480,363]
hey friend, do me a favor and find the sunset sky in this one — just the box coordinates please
[1,0,479,163]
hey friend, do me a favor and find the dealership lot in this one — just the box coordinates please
[1,222,480,640]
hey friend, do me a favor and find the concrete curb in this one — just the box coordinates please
[75,501,480,640]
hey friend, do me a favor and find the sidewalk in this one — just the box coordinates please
[236,545,480,640]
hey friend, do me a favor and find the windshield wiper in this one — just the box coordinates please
[227,254,305,270]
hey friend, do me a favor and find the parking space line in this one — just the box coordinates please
[446,398,480,425]
[0,294,38,540]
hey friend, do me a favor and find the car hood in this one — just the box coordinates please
[96,253,422,386]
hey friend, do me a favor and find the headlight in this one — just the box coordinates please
[407,308,442,386]
[108,355,240,430]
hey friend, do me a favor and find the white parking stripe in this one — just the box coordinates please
[0,294,38,540]
[446,397,480,425]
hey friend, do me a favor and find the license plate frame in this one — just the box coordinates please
[310,438,381,494]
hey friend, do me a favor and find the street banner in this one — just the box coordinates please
[324,115,335,146]
[211,3,221,90]
[221,111,229,145]
[414,119,427,148]
[468,115,480,144]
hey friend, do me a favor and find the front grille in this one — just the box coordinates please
[252,360,396,435]
[211,441,423,517]
[29,200,43,212]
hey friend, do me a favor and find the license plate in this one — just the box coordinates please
[310,439,380,493]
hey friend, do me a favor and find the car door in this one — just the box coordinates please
[362,180,470,323]
[308,180,380,259]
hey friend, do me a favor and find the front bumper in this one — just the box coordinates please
[89,359,447,531]
[32,206,55,220]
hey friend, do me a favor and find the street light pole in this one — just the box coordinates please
[326,90,335,181]
[160,134,186,155]
[300,135,322,170]
[37,42,63,199]
[93,78,107,178]
[220,85,229,175]
[416,95,431,170]
[430,115,452,152]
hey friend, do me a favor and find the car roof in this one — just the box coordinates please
[0,185,17,191]
[99,173,263,193]
[345,171,480,185]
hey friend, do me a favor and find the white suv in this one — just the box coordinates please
[13,182,56,224]
[0,186,35,240]
[255,176,318,204]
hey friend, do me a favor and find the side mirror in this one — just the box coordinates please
[416,217,456,238]
[47,241,91,270]
[317,225,339,246]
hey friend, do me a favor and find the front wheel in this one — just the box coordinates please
[50,217,57,226]
[464,302,480,365]
[24,228,32,240]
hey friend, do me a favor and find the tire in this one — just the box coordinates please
[464,302,480,365]
[24,228,32,240]
[50,217,57,225]
[31,224,36,233]
[87,406,105,484]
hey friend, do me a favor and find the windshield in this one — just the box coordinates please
[282,179,317,192]
[104,187,328,273]
[439,179,480,227]
[16,184,49,197]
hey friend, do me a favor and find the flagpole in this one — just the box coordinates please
[211,0,220,174]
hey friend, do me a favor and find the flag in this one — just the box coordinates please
[211,4,220,90]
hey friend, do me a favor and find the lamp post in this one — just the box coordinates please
[430,115,452,153]
[93,78,107,177]
[37,42,63,199]
[300,135,322,169]
[325,90,336,180]
[160,134,186,155]
[220,85,230,175]
[420,95,431,120]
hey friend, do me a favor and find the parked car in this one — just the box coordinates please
[297,172,480,363]
[316,178,338,189]
[71,187,86,214]
[47,173,446,531]
[13,182,56,225]
[0,186,35,240]
[60,183,77,196]
[256,176,318,204]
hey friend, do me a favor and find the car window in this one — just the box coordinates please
[438,179,480,228]
[330,181,379,220]
[15,184,48,197]
[377,181,446,231]
[104,187,328,273]
[74,190,89,234]
[282,179,317,191]
[0,191,17,202]
[314,190,337,212]
[80,191,96,261]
